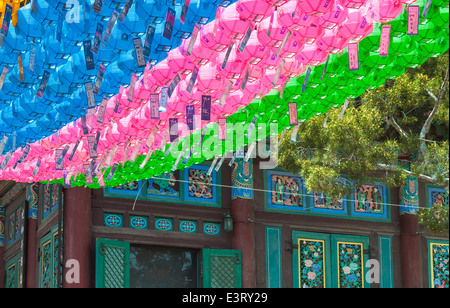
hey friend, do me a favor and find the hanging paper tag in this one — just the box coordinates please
[0,66,8,92]
[122,139,131,163]
[348,43,359,71]
[106,163,118,181]
[127,74,137,101]
[150,94,160,119]
[92,0,103,13]
[212,7,221,38]
[323,110,330,129]
[16,144,30,165]
[187,66,199,93]
[201,95,211,121]
[186,105,195,130]
[301,67,312,93]
[163,7,176,40]
[95,149,109,173]
[218,118,227,140]
[69,140,80,161]
[81,116,90,134]
[207,157,219,176]
[36,71,50,98]
[159,128,169,151]
[168,74,181,98]
[83,40,95,71]
[407,6,419,36]
[28,43,36,73]
[97,98,108,124]
[244,141,256,162]
[290,125,300,143]
[32,157,41,176]
[320,56,329,82]
[219,80,233,106]
[240,67,250,91]
[247,116,258,139]
[275,30,292,58]
[169,118,179,142]
[186,24,200,56]
[93,64,106,94]
[56,145,70,168]
[133,38,146,68]
[129,140,142,163]
[146,126,159,149]
[379,25,391,57]
[221,42,235,69]
[87,135,98,158]
[140,150,153,169]
[85,82,96,109]
[0,151,12,170]
[272,59,285,86]
[288,102,298,126]
[1,5,12,37]
[97,169,106,187]
[143,24,156,57]
[105,144,119,167]
[91,23,104,54]
[55,149,64,170]
[57,10,64,42]
[159,87,169,112]
[18,53,24,82]
[119,0,134,22]
[215,155,226,171]
[422,0,432,18]
[228,153,236,166]
[180,0,191,24]
[280,77,290,99]
[103,10,119,44]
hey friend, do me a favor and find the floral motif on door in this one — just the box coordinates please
[298,239,326,288]
[337,242,364,288]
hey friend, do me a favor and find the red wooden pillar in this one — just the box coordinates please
[231,158,256,288]
[63,187,92,288]
[398,155,423,288]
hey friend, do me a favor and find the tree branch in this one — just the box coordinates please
[420,67,449,160]
[384,116,409,138]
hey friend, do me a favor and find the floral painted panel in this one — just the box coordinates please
[428,187,449,208]
[312,192,346,214]
[430,243,449,288]
[267,171,307,211]
[352,184,387,218]
[298,239,326,288]
[337,242,364,288]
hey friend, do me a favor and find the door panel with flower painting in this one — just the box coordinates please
[292,231,370,288]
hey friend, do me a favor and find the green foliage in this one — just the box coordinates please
[278,51,449,234]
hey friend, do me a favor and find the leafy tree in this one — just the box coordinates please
[278,51,449,234]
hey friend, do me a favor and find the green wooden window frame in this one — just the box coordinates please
[5,253,21,288]
[95,238,131,288]
[202,248,242,288]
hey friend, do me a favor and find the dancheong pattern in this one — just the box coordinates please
[430,243,449,288]
[338,242,364,288]
[298,239,325,288]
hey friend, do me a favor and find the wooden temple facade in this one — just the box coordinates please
[0,158,448,288]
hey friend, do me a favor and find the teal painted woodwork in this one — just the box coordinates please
[379,236,394,288]
[95,238,130,288]
[202,249,242,288]
[265,226,282,288]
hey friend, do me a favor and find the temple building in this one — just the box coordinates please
[0,157,448,288]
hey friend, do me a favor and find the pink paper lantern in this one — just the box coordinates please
[257,14,291,48]
[338,9,373,42]
[200,22,233,52]
[317,2,348,29]
[218,3,253,40]
[167,48,196,76]
[297,0,335,17]
[150,59,177,86]
[316,28,350,54]
[338,0,368,9]
[196,61,226,94]
[296,21,325,44]
[297,44,328,66]
[236,0,274,22]
[236,31,271,65]
[217,50,246,80]
[265,0,289,7]
[367,0,404,23]
[277,31,304,58]
[277,0,303,31]
[281,58,306,78]
[248,64,264,82]
[183,35,218,66]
